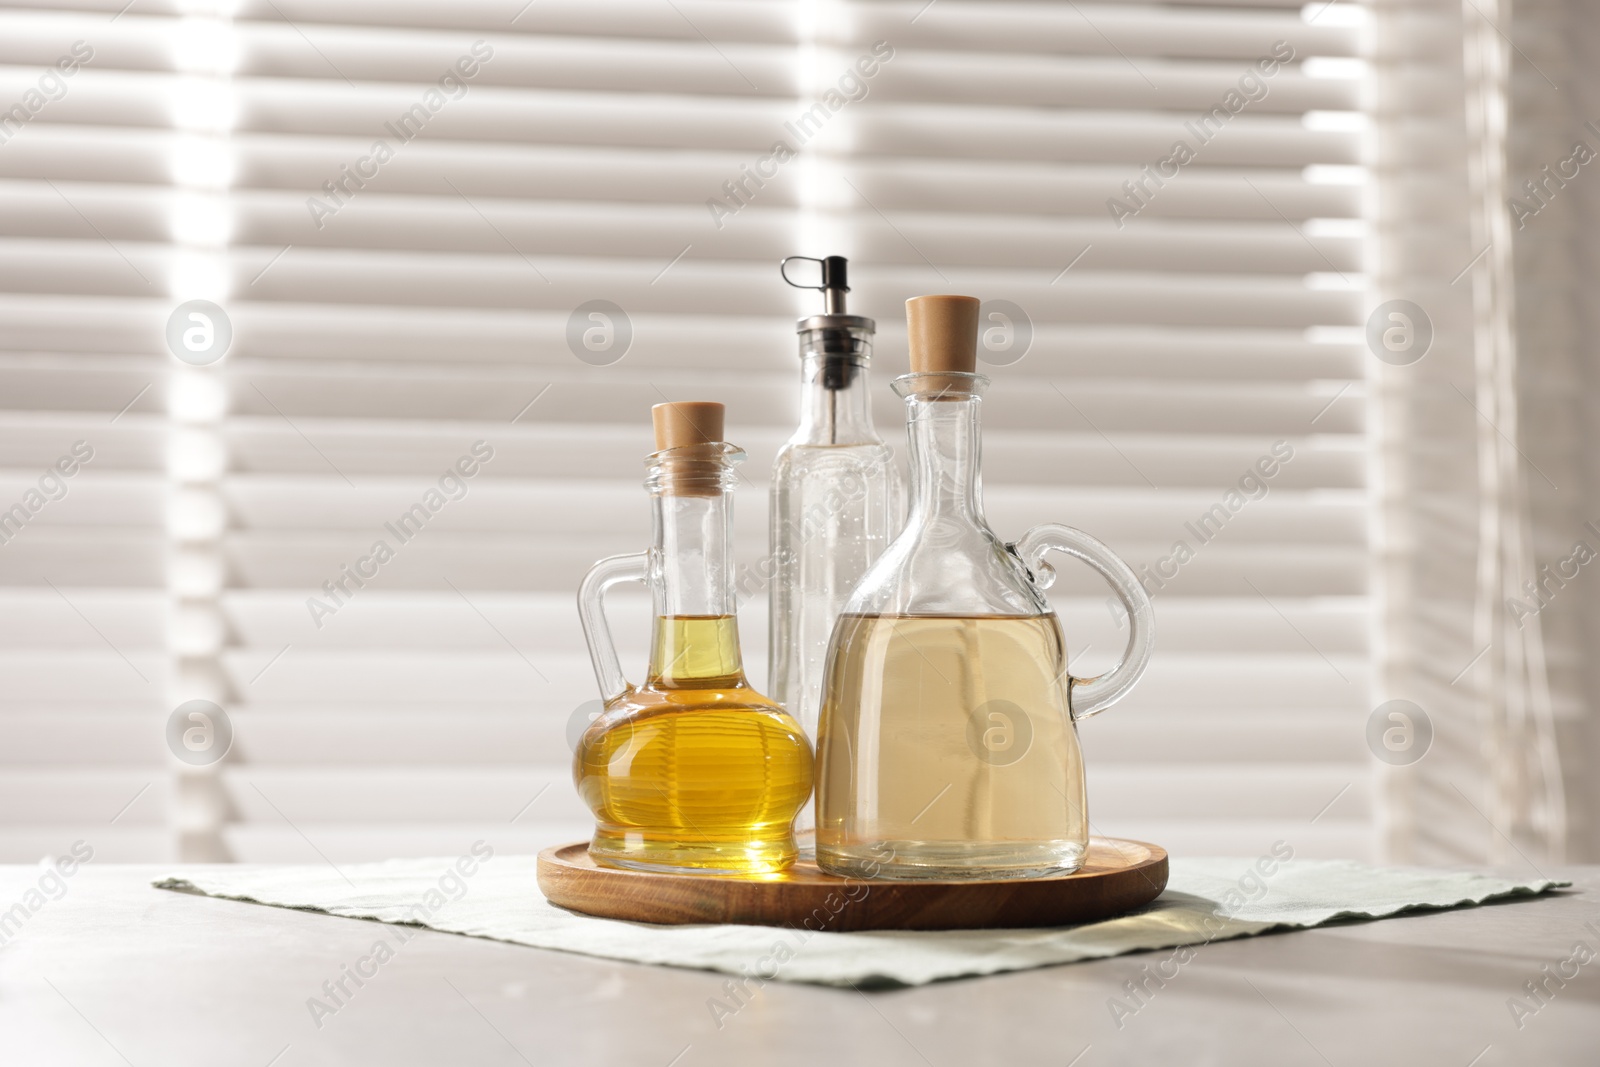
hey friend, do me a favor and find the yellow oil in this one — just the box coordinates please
[574,615,814,875]
[815,613,1087,880]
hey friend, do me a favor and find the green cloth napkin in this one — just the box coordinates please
[155,852,1567,988]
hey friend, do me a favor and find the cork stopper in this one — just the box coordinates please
[906,295,979,376]
[903,295,980,399]
[650,401,726,496]
[652,401,724,451]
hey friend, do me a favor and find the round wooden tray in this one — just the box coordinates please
[537,837,1167,931]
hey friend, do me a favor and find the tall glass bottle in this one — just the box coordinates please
[576,402,813,874]
[769,257,900,820]
[815,296,1155,881]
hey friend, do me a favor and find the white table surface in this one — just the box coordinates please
[0,864,1595,1066]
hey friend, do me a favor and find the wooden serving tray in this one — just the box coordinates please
[537,837,1167,931]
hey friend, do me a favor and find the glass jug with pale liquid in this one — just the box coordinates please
[575,402,813,874]
[815,296,1155,881]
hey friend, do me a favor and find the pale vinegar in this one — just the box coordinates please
[815,613,1088,879]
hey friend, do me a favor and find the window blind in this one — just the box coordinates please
[0,0,1372,863]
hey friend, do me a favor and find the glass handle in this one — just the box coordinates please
[577,551,651,705]
[1010,523,1154,721]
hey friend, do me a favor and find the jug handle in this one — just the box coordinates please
[1010,523,1154,721]
[577,550,652,705]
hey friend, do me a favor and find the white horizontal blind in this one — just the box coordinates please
[0,0,1373,863]
[0,2,173,860]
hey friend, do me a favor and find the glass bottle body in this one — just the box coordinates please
[576,615,813,874]
[819,611,1087,876]
[577,446,813,875]
[769,339,900,802]
[815,374,1153,881]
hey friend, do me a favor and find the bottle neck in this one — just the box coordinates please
[647,489,745,685]
[904,394,984,524]
[794,355,880,446]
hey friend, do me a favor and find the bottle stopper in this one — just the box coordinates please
[782,255,875,391]
[781,255,851,315]
[651,401,726,496]
[652,401,724,451]
[906,295,979,394]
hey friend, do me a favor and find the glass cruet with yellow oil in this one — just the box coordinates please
[814,296,1155,881]
[575,401,814,874]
